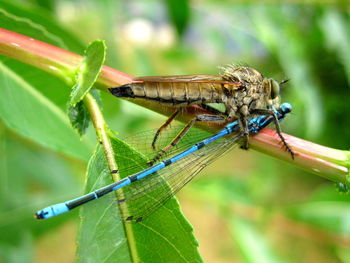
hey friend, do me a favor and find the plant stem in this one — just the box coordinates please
[0,28,133,87]
[0,28,349,185]
[83,93,139,262]
[83,94,118,177]
[251,129,350,184]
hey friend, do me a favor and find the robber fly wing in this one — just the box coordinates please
[134,75,241,86]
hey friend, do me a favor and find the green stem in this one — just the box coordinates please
[83,94,139,262]
[83,94,118,177]
[0,28,349,185]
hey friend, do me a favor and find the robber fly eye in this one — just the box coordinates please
[270,79,280,99]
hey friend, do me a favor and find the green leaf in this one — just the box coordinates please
[0,0,87,115]
[320,9,350,85]
[68,40,105,136]
[285,185,350,235]
[69,40,106,106]
[0,233,32,263]
[0,0,96,147]
[76,145,130,263]
[76,137,202,263]
[67,101,91,137]
[336,246,350,263]
[0,128,81,244]
[251,6,323,139]
[0,0,84,53]
[285,201,350,235]
[165,0,190,37]
[229,218,288,263]
[0,61,92,161]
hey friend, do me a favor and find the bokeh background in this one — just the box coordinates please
[1,0,350,262]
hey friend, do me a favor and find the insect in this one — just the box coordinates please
[109,65,294,164]
[35,103,292,222]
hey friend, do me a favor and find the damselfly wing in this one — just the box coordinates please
[34,104,292,222]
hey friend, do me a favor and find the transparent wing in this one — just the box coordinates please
[134,75,242,86]
[113,125,221,176]
[136,74,218,82]
[115,131,243,222]
[97,104,290,222]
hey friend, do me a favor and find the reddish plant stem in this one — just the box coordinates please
[0,28,349,184]
[251,129,349,183]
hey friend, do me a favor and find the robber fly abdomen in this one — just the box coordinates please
[110,75,240,106]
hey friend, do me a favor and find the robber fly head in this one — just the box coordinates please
[263,78,290,109]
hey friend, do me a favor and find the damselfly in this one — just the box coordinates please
[109,66,294,163]
[35,103,292,222]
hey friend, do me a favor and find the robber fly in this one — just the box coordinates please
[109,65,294,163]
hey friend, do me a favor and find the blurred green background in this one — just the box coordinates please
[1,0,350,262]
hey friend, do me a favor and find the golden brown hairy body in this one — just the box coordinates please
[109,66,292,162]
[109,66,279,119]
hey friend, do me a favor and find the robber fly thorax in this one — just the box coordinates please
[109,65,293,163]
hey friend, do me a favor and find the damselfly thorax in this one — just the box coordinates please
[109,66,294,162]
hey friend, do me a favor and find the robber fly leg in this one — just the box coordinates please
[250,108,295,159]
[199,104,224,115]
[148,114,226,166]
[152,104,223,150]
[238,115,249,150]
[152,109,180,150]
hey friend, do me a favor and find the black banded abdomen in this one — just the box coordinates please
[109,82,223,105]
[109,84,136,98]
